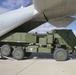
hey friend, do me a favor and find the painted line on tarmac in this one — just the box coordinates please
[15,59,38,75]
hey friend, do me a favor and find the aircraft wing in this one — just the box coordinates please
[33,0,76,27]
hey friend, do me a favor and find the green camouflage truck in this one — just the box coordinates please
[0,29,76,61]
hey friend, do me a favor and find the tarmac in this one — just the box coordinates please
[0,52,76,75]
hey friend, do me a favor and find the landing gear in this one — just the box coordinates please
[1,45,12,57]
[53,48,68,61]
[12,48,24,60]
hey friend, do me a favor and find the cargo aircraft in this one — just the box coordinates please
[0,0,76,37]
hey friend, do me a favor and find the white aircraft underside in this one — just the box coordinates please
[33,0,76,27]
[0,0,76,37]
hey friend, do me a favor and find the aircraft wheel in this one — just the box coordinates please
[1,45,12,57]
[12,48,24,60]
[53,48,68,61]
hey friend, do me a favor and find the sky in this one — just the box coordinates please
[0,0,30,13]
[0,0,76,35]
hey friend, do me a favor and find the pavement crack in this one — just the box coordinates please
[15,60,38,75]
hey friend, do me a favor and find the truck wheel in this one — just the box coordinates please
[1,45,12,57]
[25,52,32,57]
[12,48,24,60]
[53,48,68,61]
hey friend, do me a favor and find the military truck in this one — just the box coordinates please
[0,29,76,61]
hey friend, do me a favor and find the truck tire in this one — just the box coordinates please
[53,48,68,61]
[25,52,32,57]
[12,48,24,60]
[1,45,12,57]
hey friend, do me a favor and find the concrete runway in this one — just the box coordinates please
[0,53,76,75]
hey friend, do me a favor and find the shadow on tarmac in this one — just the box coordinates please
[29,52,53,59]
[0,52,76,60]
[24,52,76,60]
[70,53,76,60]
